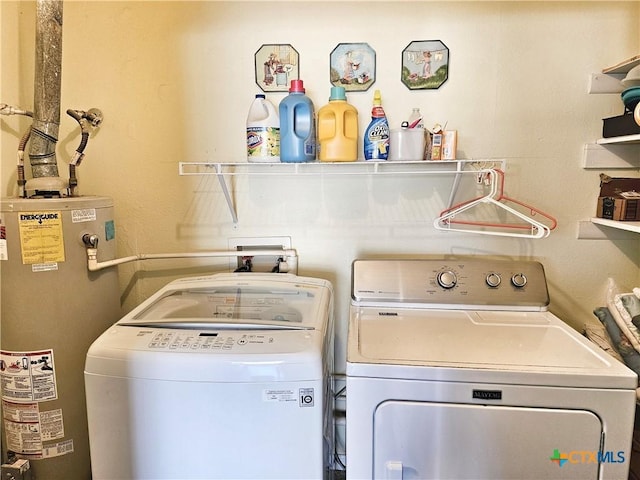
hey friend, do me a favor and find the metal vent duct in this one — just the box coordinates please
[27,0,66,194]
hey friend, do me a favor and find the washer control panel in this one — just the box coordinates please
[352,258,549,309]
[143,331,276,352]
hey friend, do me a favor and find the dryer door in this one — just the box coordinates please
[374,400,603,479]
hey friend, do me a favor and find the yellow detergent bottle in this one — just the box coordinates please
[317,86,358,162]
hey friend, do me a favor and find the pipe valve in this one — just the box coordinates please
[0,103,33,117]
[66,107,104,196]
[85,108,103,127]
[67,108,103,127]
[82,233,99,248]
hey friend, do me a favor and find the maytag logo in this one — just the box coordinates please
[472,389,502,400]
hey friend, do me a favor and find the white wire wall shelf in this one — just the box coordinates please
[179,159,505,224]
[179,159,503,176]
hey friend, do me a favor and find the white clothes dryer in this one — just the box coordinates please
[85,272,334,480]
[346,258,637,480]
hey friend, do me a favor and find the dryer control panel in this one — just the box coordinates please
[352,258,549,310]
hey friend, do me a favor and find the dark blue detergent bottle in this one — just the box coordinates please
[279,79,316,162]
[364,89,389,161]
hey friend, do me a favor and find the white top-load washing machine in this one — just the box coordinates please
[85,272,334,480]
[346,258,637,480]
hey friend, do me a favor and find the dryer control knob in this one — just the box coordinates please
[486,273,501,288]
[511,273,527,288]
[437,270,458,289]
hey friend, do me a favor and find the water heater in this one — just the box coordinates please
[1,196,121,479]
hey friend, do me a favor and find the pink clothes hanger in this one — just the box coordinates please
[435,169,557,237]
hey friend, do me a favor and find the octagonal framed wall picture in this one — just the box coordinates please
[329,42,376,92]
[401,40,449,90]
[255,44,299,92]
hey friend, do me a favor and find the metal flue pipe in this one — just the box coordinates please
[28,0,64,192]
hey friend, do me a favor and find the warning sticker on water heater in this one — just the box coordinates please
[0,350,58,403]
[0,219,7,260]
[17,212,65,265]
[2,400,72,458]
[70,208,96,223]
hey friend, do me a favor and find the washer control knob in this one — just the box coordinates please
[437,270,458,289]
[486,273,501,288]
[511,273,527,288]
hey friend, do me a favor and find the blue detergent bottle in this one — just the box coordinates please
[279,79,316,162]
[364,89,389,161]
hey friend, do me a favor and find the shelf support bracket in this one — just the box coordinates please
[587,73,624,94]
[215,164,238,224]
[577,220,639,239]
[446,161,464,208]
[583,144,640,169]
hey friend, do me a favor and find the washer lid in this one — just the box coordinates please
[119,273,332,331]
[347,307,637,389]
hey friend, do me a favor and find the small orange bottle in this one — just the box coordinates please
[317,86,358,162]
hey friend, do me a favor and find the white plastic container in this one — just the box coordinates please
[247,94,280,162]
[389,127,426,161]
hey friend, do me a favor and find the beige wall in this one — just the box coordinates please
[2,1,640,370]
